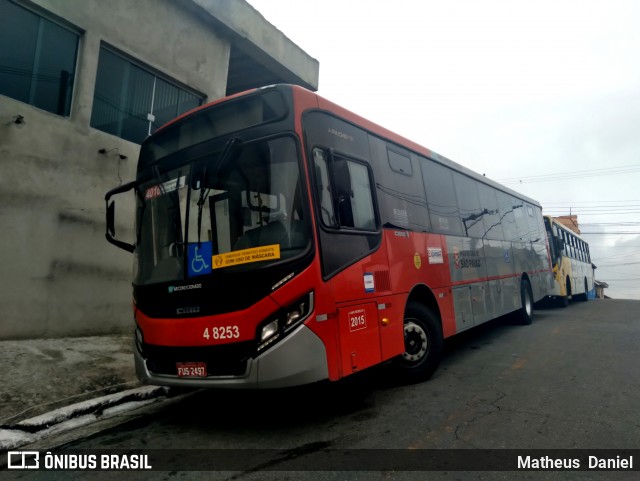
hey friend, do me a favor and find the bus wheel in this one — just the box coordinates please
[393,302,443,382]
[517,279,534,325]
[576,278,589,302]
[583,279,590,301]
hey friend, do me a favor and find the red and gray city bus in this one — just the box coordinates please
[105,84,552,388]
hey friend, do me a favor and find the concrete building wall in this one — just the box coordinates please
[0,0,318,339]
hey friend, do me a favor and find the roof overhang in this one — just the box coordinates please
[183,0,319,95]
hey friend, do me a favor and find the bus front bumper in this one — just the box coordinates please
[134,324,329,389]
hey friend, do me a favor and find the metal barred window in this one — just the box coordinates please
[90,45,204,144]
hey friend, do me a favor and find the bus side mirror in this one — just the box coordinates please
[105,181,137,253]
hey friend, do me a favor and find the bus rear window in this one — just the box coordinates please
[139,90,287,167]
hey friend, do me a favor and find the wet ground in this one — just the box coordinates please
[0,335,137,425]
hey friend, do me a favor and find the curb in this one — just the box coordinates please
[0,386,171,450]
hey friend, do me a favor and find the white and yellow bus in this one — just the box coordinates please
[544,216,594,307]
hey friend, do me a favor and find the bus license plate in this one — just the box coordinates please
[176,362,207,377]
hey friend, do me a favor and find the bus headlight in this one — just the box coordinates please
[257,292,314,353]
[260,319,279,342]
[285,311,301,327]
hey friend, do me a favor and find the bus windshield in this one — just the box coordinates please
[134,136,310,286]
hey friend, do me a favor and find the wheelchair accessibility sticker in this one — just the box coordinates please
[188,242,212,277]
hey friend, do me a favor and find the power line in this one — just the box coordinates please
[542,200,640,218]
[542,199,640,205]
[497,164,640,184]
[580,223,640,226]
[546,206,640,210]
[544,207,640,212]
[597,262,640,267]
[544,211,640,216]
[596,251,640,259]
[590,244,640,248]
[600,278,640,281]
[544,204,640,208]
[542,204,640,213]
[499,165,640,183]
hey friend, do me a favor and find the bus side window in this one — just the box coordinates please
[342,160,376,230]
[477,184,504,240]
[333,158,355,227]
[453,172,485,238]
[513,200,529,241]
[526,204,541,242]
[312,148,376,231]
[497,192,518,242]
[569,234,575,259]
[421,159,464,236]
[313,148,337,227]
[388,148,413,176]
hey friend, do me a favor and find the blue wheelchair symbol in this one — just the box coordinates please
[188,242,212,277]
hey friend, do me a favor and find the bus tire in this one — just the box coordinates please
[576,278,589,302]
[393,302,443,382]
[517,279,534,325]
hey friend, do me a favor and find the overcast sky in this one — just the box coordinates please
[248,0,640,300]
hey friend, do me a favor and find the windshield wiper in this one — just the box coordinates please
[151,165,186,250]
[196,166,209,246]
[195,137,241,245]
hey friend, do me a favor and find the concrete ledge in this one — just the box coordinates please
[187,0,319,91]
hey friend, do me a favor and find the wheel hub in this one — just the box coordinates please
[402,320,429,362]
